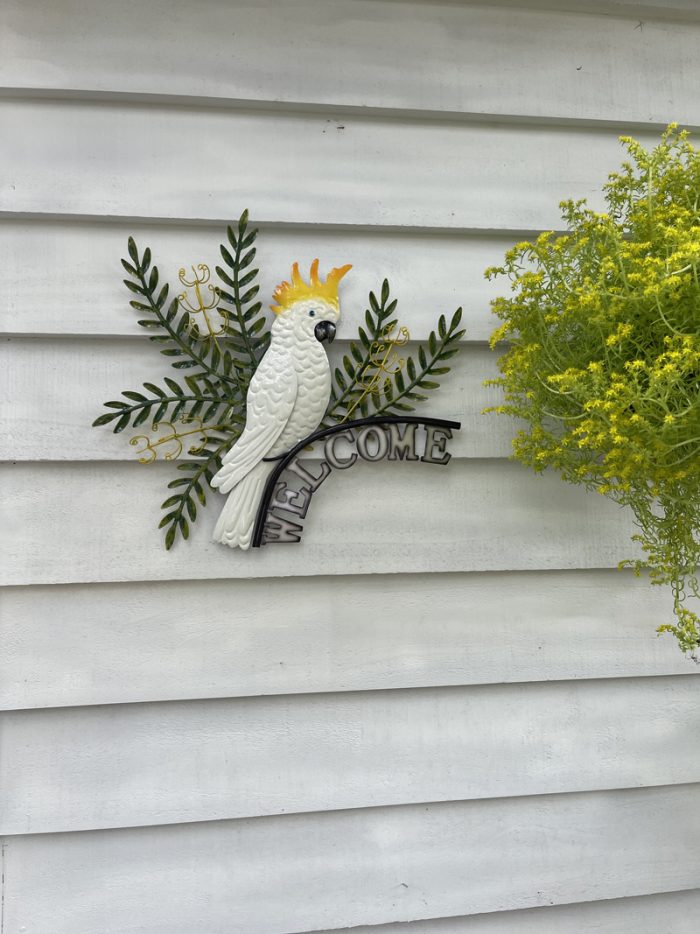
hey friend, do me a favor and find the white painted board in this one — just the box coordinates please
[0,459,640,585]
[475,1,700,16]
[2,570,694,711]
[2,785,699,933]
[0,339,506,461]
[2,1,699,125]
[0,219,505,340]
[308,889,700,934]
[0,100,663,230]
[2,675,698,834]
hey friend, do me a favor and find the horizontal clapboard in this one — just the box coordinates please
[489,0,700,14]
[3,785,699,934]
[0,218,504,339]
[0,459,639,585]
[307,890,700,934]
[2,675,699,834]
[2,1,700,123]
[2,570,694,711]
[0,98,663,229]
[1,339,505,461]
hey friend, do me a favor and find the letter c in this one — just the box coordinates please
[324,429,358,469]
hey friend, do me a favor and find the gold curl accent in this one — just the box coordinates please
[345,324,411,420]
[177,263,226,341]
[130,416,210,464]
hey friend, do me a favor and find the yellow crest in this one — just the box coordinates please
[271,258,352,314]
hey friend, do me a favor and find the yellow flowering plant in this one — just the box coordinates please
[487,126,700,656]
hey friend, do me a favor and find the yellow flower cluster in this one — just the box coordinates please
[487,126,700,655]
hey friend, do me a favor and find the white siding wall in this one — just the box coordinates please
[1,1,699,931]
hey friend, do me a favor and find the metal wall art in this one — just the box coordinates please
[93,211,464,550]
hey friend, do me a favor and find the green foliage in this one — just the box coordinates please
[324,280,464,424]
[157,433,234,550]
[94,210,463,550]
[486,125,700,656]
[215,210,271,389]
[93,211,261,551]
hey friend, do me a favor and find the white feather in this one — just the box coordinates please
[212,357,297,495]
[211,460,275,550]
[211,298,338,549]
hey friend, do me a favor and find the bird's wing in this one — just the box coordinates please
[211,352,298,494]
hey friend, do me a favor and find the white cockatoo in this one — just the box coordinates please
[211,258,352,548]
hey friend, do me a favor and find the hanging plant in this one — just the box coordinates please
[93,210,464,549]
[486,125,700,657]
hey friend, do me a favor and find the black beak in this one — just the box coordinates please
[314,320,336,344]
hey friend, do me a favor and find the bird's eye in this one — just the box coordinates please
[309,309,316,317]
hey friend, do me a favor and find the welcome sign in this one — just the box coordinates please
[93,211,465,551]
[254,416,461,546]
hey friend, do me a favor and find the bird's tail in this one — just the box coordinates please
[212,459,275,550]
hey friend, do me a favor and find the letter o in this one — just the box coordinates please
[356,426,389,462]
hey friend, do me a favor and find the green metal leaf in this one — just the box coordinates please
[238,269,258,288]
[239,248,256,270]
[153,402,168,423]
[114,413,131,433]
[132,408,152,428]
[92,413,116,427]
[240,286,259,304]
[334,368,347,391]
[216,266,236,289]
